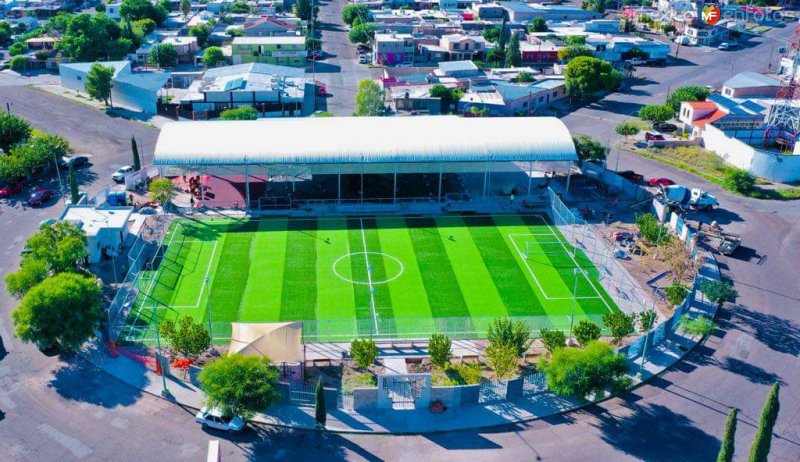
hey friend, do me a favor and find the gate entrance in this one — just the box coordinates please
[377,373,431,410]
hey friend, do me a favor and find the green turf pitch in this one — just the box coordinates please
[122,214,619,343]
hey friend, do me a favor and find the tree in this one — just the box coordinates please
[0,21,12,44]
[5,259,48,298]
[57,14,131,62]
[429,84,460,113]
[306,37,321,52]
[149,177,176,205]
[342,4,368,25]
[350,338,378,369]
[68,164,80,204]
[486,47,505,66]
[189,24,212,48]
[483,26,500,43]
[131,136,141,171]
[505,33,521,67]
[666,85,710,112]
[429,333,452,368]
[749,383,780,462]
[485,343,518,380]
[661,239,695,283]
[564,56,621,101]
[0,112,31,153]
[558,45,594,62]
[85,63,115,107]
[723,169,756,194]
[680,314,716,338]
[12,272,102,352]
[9,55,25,72]
[348,23,375,44]
[638,310,656,333]
[635,213,670,246]
[315,377,326,429]
[638,104,674,123]
[202,46,225,67]
[513,71,535,83]
[662,24,677,35]
[135,18,157,35]
[23,221,87,274]
[564,35,586,46]
[9,42,27,57]
[699,279,738,308]
[95,3,106,12]
[573,135,609,162]
[717,408,737,462]
[198,354,280,418]
[539,341,629,398]
[529,17,548,33]
[354,80,384,117]
[615,120,640,140]
[120,0,168,24]
[602,312,634,344]
[294,0,315,21]
[540,327,566,354]
[220,106,258,120]
[159,316,211,358]
[149,43,178,68]
[180,0,191,17]
[665,283,689,307]
[487,318,532,357]
[623,47,648,61]
[498,17,507,52]
[230,2,249,13]
[573,320,601,346]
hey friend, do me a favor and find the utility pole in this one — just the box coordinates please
[205,275,213,342]
[151,303,171,399]
[568,268,582,342]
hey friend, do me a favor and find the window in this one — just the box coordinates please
[77,76,82,81]
[453,43,460,50]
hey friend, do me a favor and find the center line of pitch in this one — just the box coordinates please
[360,219,380,334]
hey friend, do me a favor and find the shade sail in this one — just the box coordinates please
[228,322,303,363]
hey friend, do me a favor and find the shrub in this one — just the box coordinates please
[699,279,738,308]
[539,340,629,398]
[638,310,656,333]
[485,342,518,380]
[159,315,211,358]
[638,104,674,123]
[573,320,602,346]
[540,327,566,353]
[198,354,280,418]
[680,314,716,338]
[723,169,756,194]
[487,318,532,357]
[664,283,689,307]
[428,333,452,368]
[220,106,257,120]
[602,311,634,344]
[9,55,25,71]
[350,338,377,369]
[636,213,670,246]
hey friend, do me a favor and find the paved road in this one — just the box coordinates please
[0,36,798,461]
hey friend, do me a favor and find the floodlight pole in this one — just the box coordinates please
[568,268,581,342]
[151,303,171,398]
[205,275,213,342]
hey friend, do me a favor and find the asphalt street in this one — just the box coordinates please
[0,22,797,462]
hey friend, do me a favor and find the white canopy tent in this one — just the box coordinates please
[228,322,304,363]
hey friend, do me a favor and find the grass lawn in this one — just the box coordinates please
[121,214,618,343]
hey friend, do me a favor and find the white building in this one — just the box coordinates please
[59,206,135,264]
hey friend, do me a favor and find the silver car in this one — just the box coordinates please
[195,407,246,432]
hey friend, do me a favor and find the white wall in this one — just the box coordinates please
[702,124,800,182]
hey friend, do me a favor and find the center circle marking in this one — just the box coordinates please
[332,252,405,285]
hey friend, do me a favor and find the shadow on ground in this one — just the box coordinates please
[48,358,144,408]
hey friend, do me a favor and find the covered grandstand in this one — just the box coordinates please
[153,116,578,210]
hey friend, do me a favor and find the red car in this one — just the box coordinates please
[619,170,645,183]
[0,181,24,197]
[27,189,53,207]
[648,177,675,187]
[645,132,666,142]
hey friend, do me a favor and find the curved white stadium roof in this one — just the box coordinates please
[153,116,577,166]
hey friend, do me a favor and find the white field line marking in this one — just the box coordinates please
[172,241,219,309]
[360,219,380,334]
[539,216,615,313]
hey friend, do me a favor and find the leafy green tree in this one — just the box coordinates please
[85,63,115,107]
[0,21,12,44]
[350,338,378,369]
[558,45,594,62]
[189,24,212,48]
[635,213,670,245]
[573,319,601,346]
[348,23,375,44]
[564,56,621,101]
[483,26,500,43]
[665,283,689,307]
[342,4,369,25]
[717,408,737,462]
[602,312,634,344]
[539,340,629,398]
[149,43,178,68]
[505,33,521,67]
[638,310,656,333]
[57,14,130,62]
[486,47,505,66]
[12,272,102,352]
[230,1,249,13]
[199,354,281,418]
[485,342,518,380]
[294,0,316,21]
[306,37,321,51]
[666,85,709,112]
[429,84,457,113]
[23,221,87,274]
[514,71,535,83]
[202,46,225,67]
[564,35,586,46]
[220,106,258,120]
[487,318,532,357]
[749,383,780,462]
[315,377,326,429]
[131,136,141,171]
[159,316,211,358]
[429,333,452,368]
[9,55,25,72]
[120,0,169,24]
[354,80,384,117]
[615,120,641,139]
[68,164,80,204]
[638,104,674,123]
[180,0,191,17]
[227,28,244,38]
[540,327,566,353]
[573,135,609,162]
[498,17,507,52]
[723,169,756,194]
[95,3,106,12]
[529,17,548,33]
[0,112,31,153]
[149,177,176,205]
[9,42,27,57]
[680,314,716,338]
[699,279,738,308]
[5,259,48,298]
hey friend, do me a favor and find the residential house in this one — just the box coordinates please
[678,95,767,138]
[231,36,306,67]
[106,2,121,20]
[59,61,170,113]
[439,34,485,61]
[434,60,482,79]
[502,2,601,22]
[520,41,559,65]
[472,3,504,20]
[390,85,444,114]
[162,36,199,64]
[243,17,301,37]
[457,77,566,116]
[373,33,415,65]
[720,72,781,99]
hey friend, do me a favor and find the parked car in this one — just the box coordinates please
[718,42,736,50]
[653,122,678,133]
[625,58,646,66]
[26,189,53,207]
[307,51,323,61]
[647,177,675,187]
[358,54,370,64]
[645,131,666,141]
[60,155,90,169]
[195,407,246,432]
[0,181,24,197]
[112,165,134,183]
[357,44,371,53]
[619,170,645,183]
[646,58,666,67]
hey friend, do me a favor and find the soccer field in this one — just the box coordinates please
[122,214,619,343]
